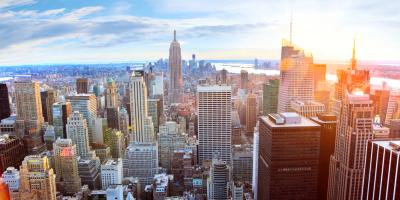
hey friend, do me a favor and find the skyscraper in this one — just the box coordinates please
[361,140,400,199]
[327,92,374,200]
[290,100,326,118]
[246,94,257,134]
[19,155,56,200]
[207,159,231,200]
[105,78,118,109]
[40,90,56,124]
[66,111,91,159]
[53,138,81,195]
[66,94,97,143]
[0,83,10,121]
[258,113,321,200]
[0,134,26,176]
[158,121,186,171]
[76,78,88,94]
[262,79,279,115]
[197,85,232,164]
[168,30,183,104]
[327,39,374,200]
[101,158,123,189]
[384,89,400,126]
[14,80,46,154]
[52,102,72,139]
[240,70,249,91]
[277,41,314,112]
[129,70,154,142]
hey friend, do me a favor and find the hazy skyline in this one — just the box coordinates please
[0,0,399,65]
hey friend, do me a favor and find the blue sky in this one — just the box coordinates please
[0,0,399,65]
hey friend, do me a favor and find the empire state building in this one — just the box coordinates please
[168,30,183,104]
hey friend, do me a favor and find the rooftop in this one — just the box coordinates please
[197,84,231,92]
[372,140,400,153]
[261,112,320,128]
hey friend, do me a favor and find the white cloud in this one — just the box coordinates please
[0,0,36,9]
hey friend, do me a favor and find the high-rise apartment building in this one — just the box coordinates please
[19,155,56,200]
[76,78,88,94]
[277,41,314,112]
[361,140,400,199]
[290,100,326,118]
[258,113,321,200]
[262,79,279,115]
[40,90,56,124]
[310,113,337,200]
[246,94,257,134]
[197,85,232,164]
[0,83,11,121]
[123,142,158,186]
[129,70,155,142]
[101,158,123,189]
[168,30,183,104]
[158,121,186,171]
[52,102,72,139]
[53,138,81,195]
[14,81,46,154]
[207,159,231,200]
[66,94,97,143]
[66,111,91,158]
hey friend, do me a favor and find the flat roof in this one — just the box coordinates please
[260,115,320,128]
[197,85,231,92]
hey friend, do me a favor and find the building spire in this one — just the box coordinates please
[351,35,357,70]
[173,30,176,41]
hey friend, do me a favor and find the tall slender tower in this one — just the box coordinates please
[40,90,56,124]
[105,78,118,109]
[168,30,183,104]
[129,70,154,142]
[53,138,82,195]
[19,155,56,200]
[76,78,88,94]
[197,85,232,164]
[246,93,257,134]
[15,81,46,154]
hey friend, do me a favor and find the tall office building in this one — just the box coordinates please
[118,107,129,137]
[129,70,154,142]
[310,113,337,200]
[258,113,321,200]
[52,102,72,139]
[151,73,164,96]
[66,94,97,143]
[197,85,232,164]
[327,39,374,200]
[246,94,257,134]
[66,111,91,158]
[123,142,158,186]
[106,107,120,129]
[220,69,228,84]
[0,83,11,120]
[232,145,253,183]
[2,167,20,196]
[101,158,123,189]
[53,138,81,195]
[252,124,259,200]
[277,41,314,112]
[361,140,400,199]
[262,79,279,115]
[76,78,88,94]
[19,155,56,200]
[105,78,118,109]
[207,159,231,200]
[104,128,125,159]
[78,158,101,190]
[327,92,374,200]
[168,30,183,104]
[40,90,56,124]
[240,70,249,91]
[14,81,46,154]
[148,98,160,133]
[158,121,186,171]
